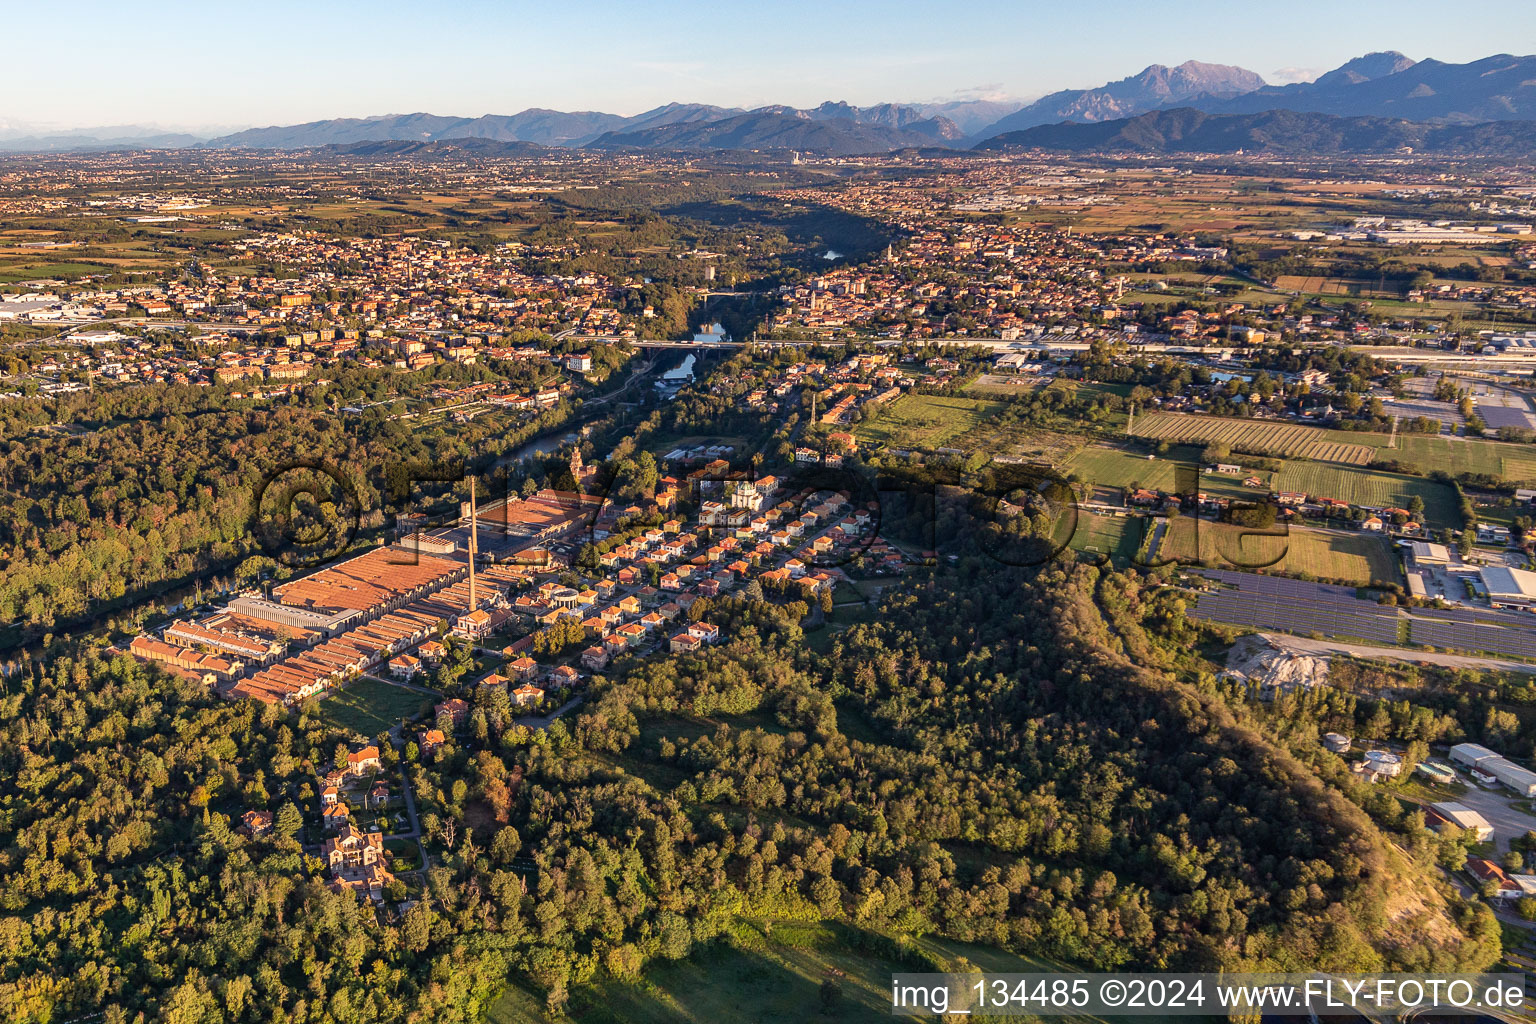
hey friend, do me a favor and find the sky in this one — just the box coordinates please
[3,0,1534,132]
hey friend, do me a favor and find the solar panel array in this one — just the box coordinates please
[1406,617,1536,660]
[1188,569,1536,661]
[1199,569,1361,600]
[1189,572,1402,644]
[1475,405,1536,431]
[1409,605,1534,629]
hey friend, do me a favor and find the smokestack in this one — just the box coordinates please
[467,476,478,613]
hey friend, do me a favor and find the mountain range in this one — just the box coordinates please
[1190,53,1536,123]
[587,108,960,155]
[7,52,1536,157]
[974,106,1536,158]
[969,60,1267,141]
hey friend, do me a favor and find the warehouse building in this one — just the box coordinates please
[1450,742,1536,797]
[1426,801,1495,842]
[1481,566,1536,612]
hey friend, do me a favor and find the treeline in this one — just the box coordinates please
[0,376,577,636]
[0,563,1500,1021]
[0,654,509,1022]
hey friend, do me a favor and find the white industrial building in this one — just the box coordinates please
[1481,566,1536,612]
[1428,801,1495,842]
[1406,541,1454,565]
[1450,742,1536,797]
[1451,742,1500,767]
[1363,750,1403,777]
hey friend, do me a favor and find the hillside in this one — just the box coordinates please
[202,105,732,149]
[316,138,552,158]
[586,109,960,155]
[1198,52,1536,123]
[971,60,1266,140]
[974,106,1536,157]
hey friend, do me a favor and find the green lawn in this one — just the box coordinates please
[484,920,1139,1024]
[1064,512,1145,567]
[1065,444,1256,499]
[311,676,439,738]
[853,394,1004,450]
[383,837,423,871]
[1157,520,1402,585]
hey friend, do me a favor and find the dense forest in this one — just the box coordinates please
[0,557,1498,1022]
[0,363,582,639]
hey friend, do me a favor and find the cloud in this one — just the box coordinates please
[1270,66,1323,84]
[923,84,1020,103]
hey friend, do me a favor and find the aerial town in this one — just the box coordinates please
[7,16,1536,1024]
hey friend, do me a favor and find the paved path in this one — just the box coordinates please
[1259,632,1536,675]
[515,695,584,729]
[1144,518,1169,564]
[394,767,422,839]
[363,674,441,697]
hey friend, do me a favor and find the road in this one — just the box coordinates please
[1258,632,1536,675]
[1441,783,1536,853]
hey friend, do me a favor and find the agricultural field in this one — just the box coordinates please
[1129,411,1379,465]
[1269,462,1462,527]
[310,676,437,738]
[956,422,1090,463]
[0,259,117,283]
[1391,435,1536,484]
[1155,519,1401,585]
[852,394,1003,449]
[1065,443,1258,499]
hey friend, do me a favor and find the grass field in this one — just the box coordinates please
[1156,520,1401,584]
[311,676,438,738]
[1391,435,1536,484]
[484,920,1135,1024]
[1268,462,1461,528]
[0,260,119,283]
[853,394,1004,449]
[1045,379,1133,400]
[1065,444,1258,498]
[1129,411,1379,465]
[1064,512,1145,567]
[964,373,1046,398]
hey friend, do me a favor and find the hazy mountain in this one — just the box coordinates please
[801,101,964,139]
[317,138,551,158]
[587,109,959,155]
[0,130,205,152]
[911,98,1028,135]
[621,102,740,131]
[971,61,1267,140]
[199,104,747,149]
[1309,51,1418,89]
[22,51,1536,155]
[973,106,1536,157]
[1197,52,1536,122]
[202,110,625,148]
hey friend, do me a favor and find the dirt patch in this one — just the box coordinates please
[1221,634,1331,697]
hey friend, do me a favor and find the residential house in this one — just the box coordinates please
[239,810,274,838]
